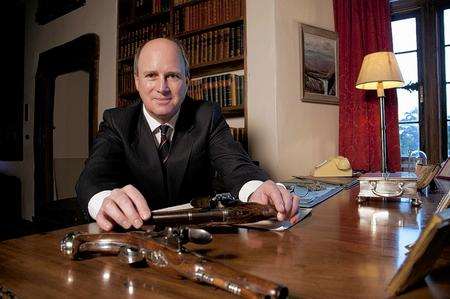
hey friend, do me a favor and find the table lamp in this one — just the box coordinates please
[355,51,421,206]
[355,51,404,173]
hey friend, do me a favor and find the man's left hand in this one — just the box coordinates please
[249,180,300,223]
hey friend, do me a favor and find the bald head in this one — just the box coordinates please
[133,38,190,78]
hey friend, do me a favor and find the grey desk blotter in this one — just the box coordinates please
[282,178,344,208]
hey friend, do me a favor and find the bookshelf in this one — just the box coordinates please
[116,0,246,145]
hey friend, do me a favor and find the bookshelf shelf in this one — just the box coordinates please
[222,106,244,117]
[174,18,243,38]
[119,91,138,100]
[173,0,209,9]
[190,56,243,78]
[118,57,134,64]
[119,10,170,29]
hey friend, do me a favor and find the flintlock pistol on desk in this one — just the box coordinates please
[61,226,288,298]
[147,202,278,227]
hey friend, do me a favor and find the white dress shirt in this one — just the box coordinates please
[87,105,267,219]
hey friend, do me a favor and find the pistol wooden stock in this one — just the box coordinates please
[61,231,288,299]
[148,202,278,226]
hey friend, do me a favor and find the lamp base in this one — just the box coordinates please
[357,172,421,206]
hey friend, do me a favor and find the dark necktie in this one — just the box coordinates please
[158,125,171,165]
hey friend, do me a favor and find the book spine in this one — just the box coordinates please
[207,31,212,62]
[236,24,242,56]
[224,27,230,59]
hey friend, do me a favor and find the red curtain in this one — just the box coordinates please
[334,0,400,172]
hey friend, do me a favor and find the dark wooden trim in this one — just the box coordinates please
[391,0,423,16]
[391,0,450,163]
[0,2,25,161]
[34,33,99,221]
[437,5,449,159]
[421,2,442,164]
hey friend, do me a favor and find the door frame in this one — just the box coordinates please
[34,33,99,221]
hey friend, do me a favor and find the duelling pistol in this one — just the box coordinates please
[147,201,278,227]
[60,226,288,298]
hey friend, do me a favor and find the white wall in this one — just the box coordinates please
[247,0,338,180]
[0,0,117,220]
[246,0,280,175]
[53,71,89,200]
[53,71,89,159]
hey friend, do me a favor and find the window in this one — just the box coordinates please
[444,9,450,156]
[391,0,450,164]
[391,17,421,158]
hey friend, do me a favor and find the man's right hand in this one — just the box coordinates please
[95,184,151,231]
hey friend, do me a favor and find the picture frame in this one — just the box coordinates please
[300,24,339,105]
[387,208,450,296]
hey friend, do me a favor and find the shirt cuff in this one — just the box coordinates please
[238,180,263,202]
[238,181,287,203]
[88,190,111,219]
[276,182,286,190]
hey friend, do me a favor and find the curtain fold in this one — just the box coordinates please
[334,0,400,172]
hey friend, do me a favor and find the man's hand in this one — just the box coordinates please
[249,180,300,223]
[96,184,151,231]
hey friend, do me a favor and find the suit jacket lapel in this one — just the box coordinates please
[131,110,166,202]
[166,101,194,203]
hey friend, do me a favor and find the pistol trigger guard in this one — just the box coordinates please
[118,245,145,265]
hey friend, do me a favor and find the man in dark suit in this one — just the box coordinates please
[77,38,299,231]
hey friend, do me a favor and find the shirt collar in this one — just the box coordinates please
[142,104,179,133]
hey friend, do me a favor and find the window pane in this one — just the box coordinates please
[392,18,417,53]
[399,123,420,157]
[447,83,450,120]
[395,52,418,84]
[397,89,419,122]
[448,121,450,157]
[446,46,450,82]
[445,9,450,45]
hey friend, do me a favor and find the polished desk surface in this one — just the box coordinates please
[1,186,449,298]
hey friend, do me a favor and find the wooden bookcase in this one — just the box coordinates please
[116,0,246,126]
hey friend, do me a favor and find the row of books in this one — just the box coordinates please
[173,0,195,5]
[118,22,169,60]
[118,63,135,97]
[179,24,243,66]
[117,97,140,108]
[174,0,243,34]
[230,127,247,145]
[118,0,169,24]
[187,73,244,107]
[135,0,170,16]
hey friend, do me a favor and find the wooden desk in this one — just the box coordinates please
[1,187,449,298]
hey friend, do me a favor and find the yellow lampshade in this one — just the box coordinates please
[355,51,404,90]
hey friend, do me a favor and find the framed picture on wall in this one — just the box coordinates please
[300,24,339,105]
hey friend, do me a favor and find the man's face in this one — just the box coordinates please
[134,40,189,123]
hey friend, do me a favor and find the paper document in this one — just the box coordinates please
[237,208,312,231]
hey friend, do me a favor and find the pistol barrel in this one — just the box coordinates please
[148,203,278,226]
